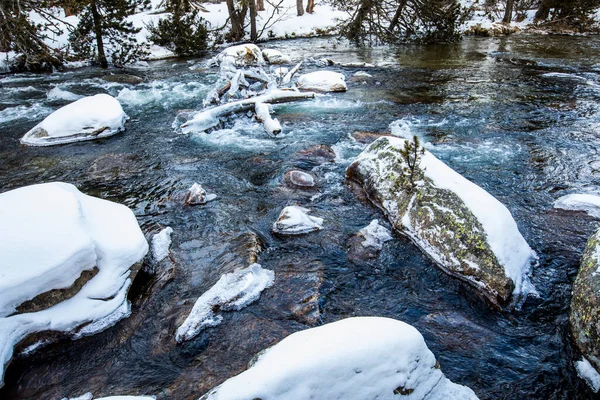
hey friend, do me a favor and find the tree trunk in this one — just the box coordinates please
[306,0,315,13]
[257,0,264,11]
[535,1,551,20]
[90,0,108,69]
[296,0,304,16]
[249,0,257,41]
[346,0,374,41]
[226,0,245,41]
[388,0,407,32]
[502,0,514,23]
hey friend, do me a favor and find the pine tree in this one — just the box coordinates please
[69,0,149,68]
[399,135,425,192]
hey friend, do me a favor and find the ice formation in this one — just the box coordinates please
[272,206,324,235]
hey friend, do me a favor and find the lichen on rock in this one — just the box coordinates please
[346,137,535,307]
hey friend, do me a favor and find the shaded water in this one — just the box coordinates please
[1,35,600,399]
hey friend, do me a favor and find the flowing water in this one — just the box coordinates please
[1,35,600,399]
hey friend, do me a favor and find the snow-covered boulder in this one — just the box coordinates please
[272,206,324,235]
[262,49,291,65]
[176,264,274,342]
[554,193,600,219]
[20,94,127,146]
[575,357,600,392]
[359,220,393,250]
[347,137,536,307]
[198,317,478,400]
[571,228,600,382]
[0,182,148,387]
[216,44,263,67]
[297,71,347,92]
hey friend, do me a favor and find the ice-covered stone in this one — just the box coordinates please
[554,193,600,219]
[347,137,536,307]
[283,170,316,188]
[0,182,148,387]
[184,183,217,205]
[272,206,324,235]
[359,220,393,250]
[216,44,263,67]
[262,49,291,65]
[297,71,347,92]
[176,264,274,342]
[20,94,127,146]
[575,357,600,392]
[152,227,173,262]
[198,317,479,400]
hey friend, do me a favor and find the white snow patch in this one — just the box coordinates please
[47,86,83,101]
[20,94,127,146]
[576,358,600,392]
[176,264,274,342]
[152,227,173,262]
[200,317,478,400]
[297,71,347,92]
[272,206,324,235]
[554,194,600,219]
[262,49,291,65]
[0,182,148,386]
[359,220,393,250]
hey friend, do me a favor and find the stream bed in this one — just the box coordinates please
[1,35,600,399]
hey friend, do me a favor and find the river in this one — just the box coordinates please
[1,35,600,399]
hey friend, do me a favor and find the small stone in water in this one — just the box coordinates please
[273,206,324,235]
[284,170,316,188]
[184,183,216,206]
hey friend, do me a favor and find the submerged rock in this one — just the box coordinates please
[102,74,144,85]
[283,170,316,188]
[272,206,324,235]
[570,228,600,380]
[352,130,392,144]
[554,193,600,219]
[176,264,274,342]
[88,153,143,181]
[297,71,347,92]
[20,94,127,146]
[346,137,536,307]
[0,182,148,387]
[347,220,393,263]
[198,317,479,400]
[298,144,336,164]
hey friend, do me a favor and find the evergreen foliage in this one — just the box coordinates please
[399,135,425,191]
[148,10,208,56]
[69,0,149,68]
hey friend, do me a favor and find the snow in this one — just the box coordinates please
[20,94,127,146]
[184,183,217,205]
[576,358,600,392]
[176,264,274,342]
[63,394,155,400]
[255,102,282,135]
[272,206,324,235]
[262,49,291,65]
[47,86,83,101]
[297,71,347,92]
[200,317,478,400]
[359,220,393,250]
[216,44,264,67]
[0,182,148,386]
[152,227,173,262]
[554,194,600,219]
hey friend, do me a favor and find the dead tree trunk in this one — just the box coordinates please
[226,0,246,41]
[257,0,265,11]
[535,0,551,20]
[503,0,514,23]
[306,0,315,13]
[296,0,304,16]
[249,0,257,41]
[388,0,407,32]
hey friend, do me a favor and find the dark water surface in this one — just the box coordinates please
[1,35,600,399]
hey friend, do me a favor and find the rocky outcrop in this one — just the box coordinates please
[346,137,536,307]
[571,228,600,376]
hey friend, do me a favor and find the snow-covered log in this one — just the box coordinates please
[198,317,478,400]
[255,103,282,135]
[282,61,302,85]
[180,90,316,134]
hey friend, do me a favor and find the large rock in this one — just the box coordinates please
[198,317,478,400]
[346,137,536,307]
[554,193,600,219]
[571,228,600,376]
[297,71,347,92]
[262,49,291,65]
[216,44,263,67]
[20,94,127,146]
[0,182,148,387]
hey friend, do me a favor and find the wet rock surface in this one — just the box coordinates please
[283,170,316,188]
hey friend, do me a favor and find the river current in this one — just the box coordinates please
[1,35,600,399]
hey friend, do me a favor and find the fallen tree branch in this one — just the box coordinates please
[255,102,282,135]
[181,89,316,134]
[282,61,302,85]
